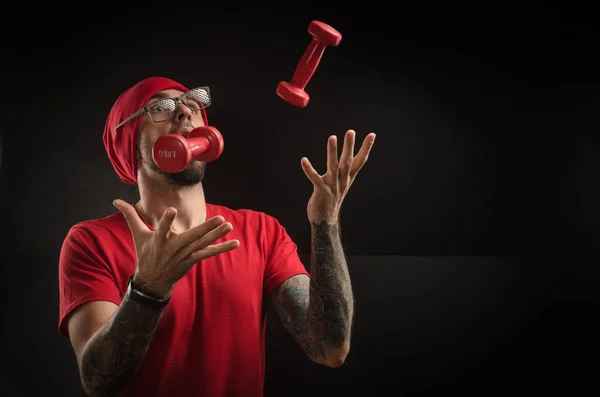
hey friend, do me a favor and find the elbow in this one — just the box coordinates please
[78,351,99,396]
[327,346,350,368]
[79,378,96,397]
[80,379,123,397]
[315,342,350,368]
[78,354,125,397]
[78,355,92,395]
[323,356,347,368]
[78,370,99,397]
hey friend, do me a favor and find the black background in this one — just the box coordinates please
[1,2,599,395]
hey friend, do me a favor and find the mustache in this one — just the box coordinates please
[169,121,194,137]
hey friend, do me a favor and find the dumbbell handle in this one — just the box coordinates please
[188,137,210,158]
[290,40,326,90]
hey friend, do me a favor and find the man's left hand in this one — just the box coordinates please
[301,129,376,224]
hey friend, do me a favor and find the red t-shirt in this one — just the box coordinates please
[58,203,309,397]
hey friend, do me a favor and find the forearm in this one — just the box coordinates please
[307,219,354,365]
[80,292,165,396]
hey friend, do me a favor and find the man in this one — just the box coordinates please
[58,76,376,396]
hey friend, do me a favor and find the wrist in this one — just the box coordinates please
[132,274,173,299]
[128,275,172,310]
[309,215,340,227]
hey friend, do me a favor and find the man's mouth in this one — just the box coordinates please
[173,126,193,138]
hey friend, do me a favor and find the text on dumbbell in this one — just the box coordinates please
[158,150,176,158]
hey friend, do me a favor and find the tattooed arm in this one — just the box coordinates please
[271,220,354,368]
[67,287,166,396]
[273,129,374,366]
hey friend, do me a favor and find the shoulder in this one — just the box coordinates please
[58,211,135,278]
[62,211,129,247]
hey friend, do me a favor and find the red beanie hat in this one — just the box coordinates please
[102,76,208,184]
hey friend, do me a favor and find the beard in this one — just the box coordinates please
[147,156,206,185]
[138,141,207,186]
[159,159,205,185]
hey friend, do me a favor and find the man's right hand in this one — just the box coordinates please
[113,199,240,298]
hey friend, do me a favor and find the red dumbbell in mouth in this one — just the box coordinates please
[152,126,224,173]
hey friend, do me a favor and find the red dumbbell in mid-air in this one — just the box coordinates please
[152,126,224,173]
[276,20,342,107]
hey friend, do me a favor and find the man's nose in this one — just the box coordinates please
[174,101,193,123]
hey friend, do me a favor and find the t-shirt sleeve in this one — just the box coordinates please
[58,225,123,340]
[263,215,310,296]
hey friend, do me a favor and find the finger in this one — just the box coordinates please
[326,135,339,176]
[350,133,376,178]
[339,130,356,178]
[155,207,177,241]
[178,215,225,247]
[179,222,234,259]
[181,240,241,267]
[301,157,324,187]
[113,199,148,234]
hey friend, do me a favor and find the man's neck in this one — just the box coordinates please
[135,178,207,232]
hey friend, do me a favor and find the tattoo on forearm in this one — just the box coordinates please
[272,220,354,363]
[309,220,353,347]
[80,294,164,396]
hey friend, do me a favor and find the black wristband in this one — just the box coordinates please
[127,276,171,310]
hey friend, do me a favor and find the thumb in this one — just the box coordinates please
[113,199,147,235]
[301,157,323,187]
